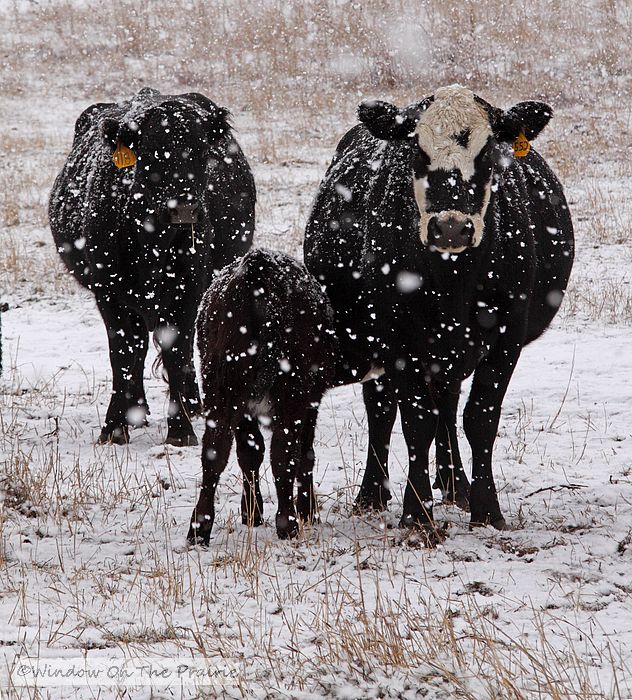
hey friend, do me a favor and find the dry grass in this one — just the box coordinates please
[1,0,630,107]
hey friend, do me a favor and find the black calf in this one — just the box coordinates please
[188,249,336,543]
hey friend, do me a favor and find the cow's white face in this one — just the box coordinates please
[358,87,553,256]
[412,85,495,254]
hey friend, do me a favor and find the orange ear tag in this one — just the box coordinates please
[112,143,137,168]
[513,130,530,158]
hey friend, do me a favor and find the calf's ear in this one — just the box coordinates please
[101,118,120,148]
[494,101,553,142]
[358,100,418,140]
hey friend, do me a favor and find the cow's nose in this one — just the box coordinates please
[428,216,473,251]
[166,198,199,225]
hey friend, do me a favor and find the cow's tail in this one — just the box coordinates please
[197,249,284,414]
[151,338,167,382]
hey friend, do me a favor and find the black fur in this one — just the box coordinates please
[49,88,255,446]
[304,91,574,535]
[188,249,337,542]
[358,97,433,141]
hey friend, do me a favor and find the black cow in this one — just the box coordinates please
[304,85,574,538]
[50,88,255,446]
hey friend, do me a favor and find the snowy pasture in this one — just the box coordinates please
[1,1,632,698]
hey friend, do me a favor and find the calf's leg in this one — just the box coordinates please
[296,406,319,523]
[270,421,301,540]
[187,419,232,545]
[235,415,265,527]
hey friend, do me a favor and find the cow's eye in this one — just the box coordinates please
[413,147,431,177]
[452,128,471,148]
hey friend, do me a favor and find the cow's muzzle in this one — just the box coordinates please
[160,198,200,225]
[427,215,474,253]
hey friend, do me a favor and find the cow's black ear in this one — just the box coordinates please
[74,103,114,141]
[358,100,417,140]
[206,105,231,138]
[101,118,120,147]
[183,92,231,137]
[495,101,553,142]
[184,93,230,122]
[137,87,160,98]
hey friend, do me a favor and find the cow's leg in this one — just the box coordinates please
[355,376,397,512]
[187,418,232,545]
[182,332,202,417]
[463,340,523,530]
[270,420,301,540]
[96,297,149,445]
[296,406,319,523]
[398,381,440,539]
[128,312,150,423]
[157,323,198,447]
[432,382,470,510]
[235,414,264,527]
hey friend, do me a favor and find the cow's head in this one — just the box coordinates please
[358,85,552,254]
[101,91,230,232]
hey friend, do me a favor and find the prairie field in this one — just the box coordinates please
[1,1,631,698]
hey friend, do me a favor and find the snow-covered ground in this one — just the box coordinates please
[2,2,632,698]
[5,268,632,699]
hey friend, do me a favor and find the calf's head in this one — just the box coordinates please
[101,94,230,232]
[359,85,552,254]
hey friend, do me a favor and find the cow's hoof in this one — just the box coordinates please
[490,517,511,531]
[297,506,320,525]
[400,516,446,547]
[433,476,470,512]
[98,426,129,445]
[353,489,391,514]
[470,516,511,531]
[441,490,470,512]
[166,432,198,447]
[276,514,299,540]
[296,493,319,523]
[187,516,213,546]
[399,511,433,529]
[241,510,264,527]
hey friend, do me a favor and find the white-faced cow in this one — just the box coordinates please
[304,85,574,539]
[50,88,255,446]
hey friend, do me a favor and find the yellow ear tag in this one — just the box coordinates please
[112,143,137,168]
[513,130,530,158]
